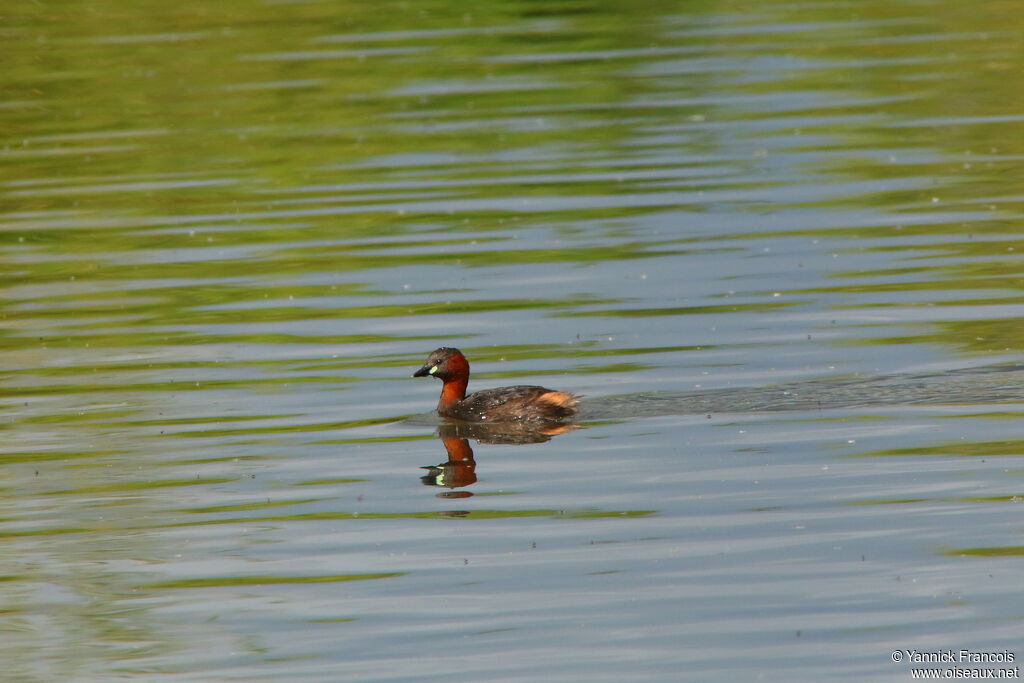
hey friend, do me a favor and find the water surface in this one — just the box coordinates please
[2,0,1023,680]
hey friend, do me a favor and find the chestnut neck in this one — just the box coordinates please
[438,376,468,411]
[436,352,470,411]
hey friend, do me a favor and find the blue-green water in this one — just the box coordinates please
[2,0,1023,680]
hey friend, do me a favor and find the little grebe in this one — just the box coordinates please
[412,347,579,423]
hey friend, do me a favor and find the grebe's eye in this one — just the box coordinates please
[428,365,439,374]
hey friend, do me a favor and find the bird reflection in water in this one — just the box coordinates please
[421,421,577,498]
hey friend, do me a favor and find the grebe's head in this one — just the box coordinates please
[412,347,469,381]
